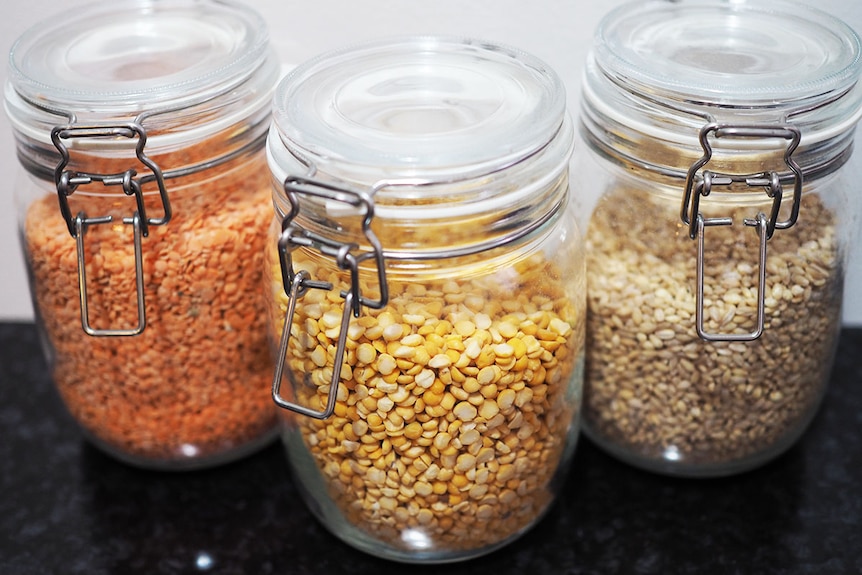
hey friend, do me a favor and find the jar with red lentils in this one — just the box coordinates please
[576,0,862,476]
[265,36,585,562]
[5,0,282,469]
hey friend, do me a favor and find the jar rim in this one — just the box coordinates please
[269,35,567,185]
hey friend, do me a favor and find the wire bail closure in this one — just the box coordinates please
[53,122,172,337]
[272,175,389,419]
[681,123,802,342]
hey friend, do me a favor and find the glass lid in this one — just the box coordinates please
[270,36,567,182]
[8,0,270,113]
[594,0,862,106]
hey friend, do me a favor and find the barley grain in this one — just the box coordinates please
[584,185,841,472]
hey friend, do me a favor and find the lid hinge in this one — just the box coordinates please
[680,123,802,342]
[53,122,171,336]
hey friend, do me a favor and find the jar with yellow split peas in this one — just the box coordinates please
[5,0,282,469]
[575,0,862,477]
[265,36,585,562]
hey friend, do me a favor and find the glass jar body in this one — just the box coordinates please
[6,0,281,470]
[16,144,279,469]
[576,0,862,477]
[264,196,585,562]
[577,149,854,476]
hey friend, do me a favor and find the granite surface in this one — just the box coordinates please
[1,322,860,575]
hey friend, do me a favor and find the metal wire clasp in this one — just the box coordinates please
[681,123,802,342]
[272,175,389,419]
[53,122,171,336]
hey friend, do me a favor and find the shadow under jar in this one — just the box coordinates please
[265,37,585,562]
[5,0,282,469]
[576,0,862,477]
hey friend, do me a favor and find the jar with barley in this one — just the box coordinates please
[576,0,862,477]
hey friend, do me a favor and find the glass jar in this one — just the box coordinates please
[265,37,585,562]
[5,0,281,469]
[577,0,862,477]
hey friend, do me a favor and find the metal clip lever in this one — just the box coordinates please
[75,212,147,337]
[272,270,350,419]
[695,213,769,342]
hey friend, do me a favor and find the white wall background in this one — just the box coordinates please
[2,0,862,324]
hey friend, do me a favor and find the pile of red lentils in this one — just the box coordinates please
[23,147,278,468]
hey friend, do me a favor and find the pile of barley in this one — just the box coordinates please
[584,185,842,472]
[267,246,583,552]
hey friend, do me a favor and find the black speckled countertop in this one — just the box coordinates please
[1,321,860,574]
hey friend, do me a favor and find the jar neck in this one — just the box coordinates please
[5,51,279,188]
[580,55,862,185]
[269,115,574,260]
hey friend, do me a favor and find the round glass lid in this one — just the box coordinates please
[8,0,269,112]
[271,36,567,180]
[594,0,862,105]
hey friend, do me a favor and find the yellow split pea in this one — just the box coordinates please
[267,243,582,552]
